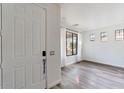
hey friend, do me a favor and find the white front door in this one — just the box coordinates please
[1,3,46,89]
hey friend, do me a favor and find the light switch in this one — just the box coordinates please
[50,51,55,56]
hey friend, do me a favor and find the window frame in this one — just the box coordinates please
[90,33,95,41]
[66,31,78,56]
[115,29,124,41]
[100,32,108,42]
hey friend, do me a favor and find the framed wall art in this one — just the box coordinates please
[90,33,95,41]
[100,32,108,41]
[115,29,124,41]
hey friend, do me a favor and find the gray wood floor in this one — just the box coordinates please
[52,61,124,89]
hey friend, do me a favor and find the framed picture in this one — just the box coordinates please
[115,29,124,41]
[90,33,95,41]
[100,32,107,41]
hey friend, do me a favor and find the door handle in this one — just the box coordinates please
[43,59,46,74]
[43,58,47,89]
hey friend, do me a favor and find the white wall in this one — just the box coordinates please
[83,23,124,68]
[61,28,83,67]
[36,4,61,88]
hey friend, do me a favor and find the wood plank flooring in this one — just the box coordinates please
[52,61,124,89]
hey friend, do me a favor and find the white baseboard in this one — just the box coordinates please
[83,58,124,69]
[47,79,61,89]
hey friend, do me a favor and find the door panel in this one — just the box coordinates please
[15,66,25,89]
[32,21,41,55]
[2,4,46,89]
[14,18,25,57]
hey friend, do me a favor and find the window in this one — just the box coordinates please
[90,33,95,41]
[115,29,124,41]
[66,31,78,56]
[100,32,108,41]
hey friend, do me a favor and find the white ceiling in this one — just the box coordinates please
[61,3,124,31]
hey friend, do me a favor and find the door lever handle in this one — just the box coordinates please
[43,59,46,74]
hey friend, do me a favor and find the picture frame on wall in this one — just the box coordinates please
[90,33,95,41]
[100,32,108,41]
[115,29,124,41]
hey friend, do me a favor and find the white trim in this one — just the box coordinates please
[47,79,61,89]
[84,58,124,69]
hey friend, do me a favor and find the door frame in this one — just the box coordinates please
[0,3,48,89]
